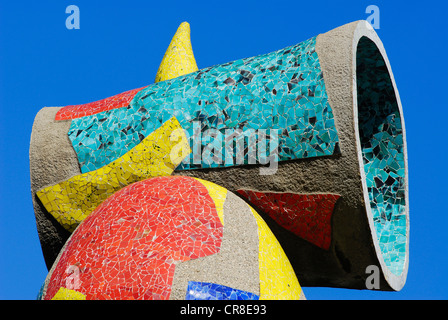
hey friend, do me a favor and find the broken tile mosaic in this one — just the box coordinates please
[51,287,86,300]
[41,176,304,300]
[237,190,340,250]
[36,117,190,232]
[43,176,224,300]
[67,36,339,173]
[356,36,407,276]
[55,21,198,121]
[249,205,302,299]
[185,281,259,300]
[155,21,198,83]
[55,86,147,121]
[194,178,227,225]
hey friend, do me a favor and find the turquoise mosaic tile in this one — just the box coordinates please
[185,281,259,300]
[68,36,339,173]
[36,282,44,300]
[356,37,406,276]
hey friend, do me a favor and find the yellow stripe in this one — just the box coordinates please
[248,206,302,300]
[37,117,190,232]
[155,22,199,83]
[51,287,86,300]
[193,178,227,225]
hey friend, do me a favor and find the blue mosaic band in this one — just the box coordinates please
[68,36,339,173]
[185,281,259,300]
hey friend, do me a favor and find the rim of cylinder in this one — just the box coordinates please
[352,21,409,291]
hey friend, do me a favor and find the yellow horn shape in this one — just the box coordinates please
[155,22,199,83]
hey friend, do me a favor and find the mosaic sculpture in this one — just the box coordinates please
[30,20,409,300]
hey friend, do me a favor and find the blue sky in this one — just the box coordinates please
[0,0,447,300]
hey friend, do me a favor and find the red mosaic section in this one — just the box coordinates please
[55,86,146,120]
[44,176,223,300]
[237,190,340,250]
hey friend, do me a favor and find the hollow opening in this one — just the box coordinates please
[356,36,407,276]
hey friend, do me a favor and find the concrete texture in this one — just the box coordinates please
[29,107,80,269]
[169,192,260,299]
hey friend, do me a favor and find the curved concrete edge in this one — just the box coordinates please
[317,20,409,291]
[29,107,80,269]
[351,21,409,291]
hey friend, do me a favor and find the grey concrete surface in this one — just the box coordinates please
[29,107,79,269]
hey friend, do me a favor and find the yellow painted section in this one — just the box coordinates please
[37,117,190,232]
[155,22,199,83]
[249,206,302,300]
[51,287,86,300]
[193,178,228,225]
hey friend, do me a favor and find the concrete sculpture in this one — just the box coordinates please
[30,20,409,300]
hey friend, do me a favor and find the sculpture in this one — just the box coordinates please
[30,20,409,300]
